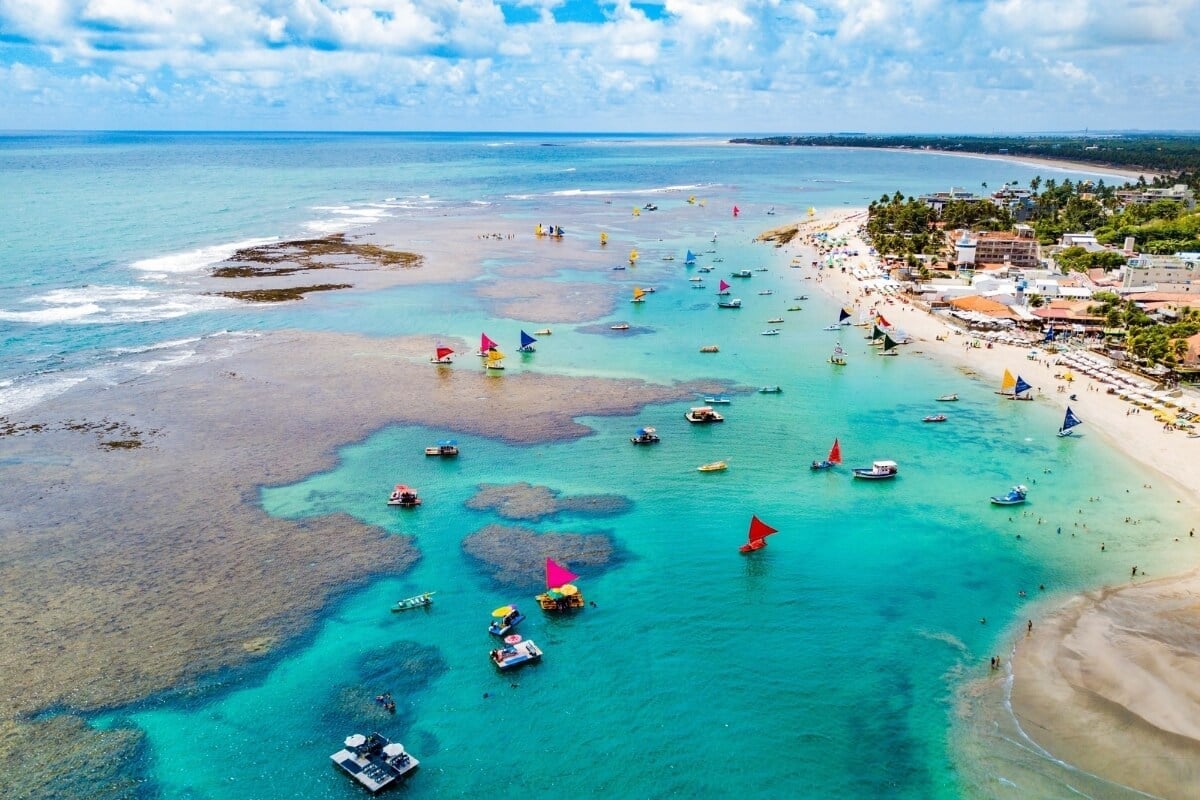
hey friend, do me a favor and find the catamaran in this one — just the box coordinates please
[430,345,454,364]
[1057,406,1084,437]
[478,332,498,357]
[517,331,537,353]
[811,438,842,470]
[739,515,779,553]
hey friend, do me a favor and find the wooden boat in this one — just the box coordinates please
[990,485,1028,505]
[787,306,803,311]
[631,426,660,445]
[829,341,847,366]
[936,393,958,402]
[811,438,841,470]
[852,460,898,480]
[758,290,774,296]
[739,514,779,553]
[717,280,731,295]
[430,345,454,364]
[767,317,784,324]
[1057,406,1084,437]
[631,287,647,303]
[699,345,720,353]
[387,484,421,507]
[731,270,752,278]
[331,733,418,793]
[490,639,544,670]
[484,349,506,370]
[697,460,727,472]
[391,592,434,612]
[922,414,947,423]
[685,406,724,423]
[424,440,459,456]
[517,331,537,353]
[488,605,526,636]
[536,558,586,612]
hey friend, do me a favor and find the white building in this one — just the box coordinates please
[1123,255,1199,292]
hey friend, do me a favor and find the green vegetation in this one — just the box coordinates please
[1087,292,1199,367]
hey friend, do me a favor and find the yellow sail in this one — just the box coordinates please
[698,199,706,207]
[535,223,544,236]
[632,287,646,301]
[1000,369,1016,393]
[599,232,608,245]
[687,195,696,204]
[629,248,639,263]
[632,207,641,216]
[1062,370,1074,382]
[808,207,815,217]
[486,349,506,367]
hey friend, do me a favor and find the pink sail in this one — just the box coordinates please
[719,280,731,291]
[480,332,498,352]
[733,205,740,217]
[545,558,578,589]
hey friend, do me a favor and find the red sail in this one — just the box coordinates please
[828,438,841,464]
[747,515,778,543]
[545,558,578,589]
[435,346,454,360]
[876,313,891,328]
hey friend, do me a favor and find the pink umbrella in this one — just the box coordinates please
[504,634,522,644]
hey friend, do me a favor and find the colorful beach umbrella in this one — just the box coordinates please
[492,605,515,617]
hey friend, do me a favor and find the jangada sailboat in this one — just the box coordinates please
[995,369,1017,395]
[430,345,454,364]
[829,342,847,366]
[811,438,841,470]
[631,286,646,303]
[717,279,731,296]
[1008,375,1033,400]
[478,332,499,357]
[1057,406,1084,437]
[517,330,537,353]
[536,558,585,611]
[739,515,779,553]
[825,307,852,331]
[484,348,506,370]
[878,334,899,356]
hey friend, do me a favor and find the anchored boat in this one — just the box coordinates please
[852,460,898,480]
[631,426,660,445]
[811,438,842,470]
[536,558,586,612]
[990,485,1029,505]
[697,460,727,472]
[739,514,779,553]
[424,440,459,456]
[331,733,418,793]
[391,592,434,612]
[386,484,421,507]
[488,605,526,637]
[685,406,724,423]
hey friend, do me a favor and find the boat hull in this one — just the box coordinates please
[989,497,1027,505]
[851,470,896,480]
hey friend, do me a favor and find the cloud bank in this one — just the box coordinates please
[0,0,1196,131]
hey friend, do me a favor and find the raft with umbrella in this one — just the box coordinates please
[536,558,586,611]
[488,604,526,636]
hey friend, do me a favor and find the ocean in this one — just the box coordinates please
[4,132,1190,798]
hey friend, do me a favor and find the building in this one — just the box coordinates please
[989,186,1036,221]
[1123,255,1199,292]
[957,225,1040,269]
[919,187,982,214]
[1115,184,1195,210]
[1058,233,1104,251]
[1031,300,1106,335]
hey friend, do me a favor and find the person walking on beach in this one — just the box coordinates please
[1027,619,1033,634]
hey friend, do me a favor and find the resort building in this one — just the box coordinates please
[1115,184,1195,210]
[1122,255,1199,292]
[953,226,1040,269]
[989,186,1036,221]
[919,187,983,214]
[1031,300,1106,335]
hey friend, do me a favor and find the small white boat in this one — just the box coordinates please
[767,317,784,324]
[761,329,781,336]
[611,323,630,330]
[852,460,898,480]
[697,460,728,472]
[758,290,774,296]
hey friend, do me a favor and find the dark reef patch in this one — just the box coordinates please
[464,481,632,522]
[462,524,616,589]
[211,234,422,278]
[212,283,353,303]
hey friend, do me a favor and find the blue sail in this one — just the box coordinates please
[1060,406,1083,432]
[1013,376,1033,395]
[519,330,537,349]
[685,250,696,263]
[839,307,851,322]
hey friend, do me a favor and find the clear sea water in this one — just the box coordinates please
[6,133,1193,798]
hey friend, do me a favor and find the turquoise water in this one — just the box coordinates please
[10,134,1191,797]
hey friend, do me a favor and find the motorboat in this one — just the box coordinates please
[610,323,630,330]
[703,396,731,404]
[490,639,544,670]
[717,299,742,308]
[731,269,752,278]
[391,592,434,612]
[936,393,958,402]
[767,317,785,324]
[758,385,783,393]
[387,484,421,507]
[758,290,774,296]
[922,414,947,423]
[631,426,660,445]
[990,485,1029,505]
[534,328,552,336]
[699,345,720,353]
[685,406,724,423]
[852,460,898,480]
[424,440,459,457]
[331,733,418,793]
[761,329,781,336]
[697,461,728,472]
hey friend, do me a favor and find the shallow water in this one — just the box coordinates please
[10,133,1192,797]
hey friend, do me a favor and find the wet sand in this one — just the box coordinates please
[0,328,724,788]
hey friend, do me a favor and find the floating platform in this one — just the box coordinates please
[331,733,418,793]
[491,640,543,670]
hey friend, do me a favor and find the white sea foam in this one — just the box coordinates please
[0,304,102,323]
[33,285,156,305]
[0,288,240,326]
[0,373,89,415]
[130,237,278,274]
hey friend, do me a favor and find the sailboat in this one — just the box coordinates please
[1057,406,1084,437]
[738,515,778,553]
[517,331,537,353]
[430,345,454,364]
[599,231,608,246]
[717,279,731,296]
[829,342,847,366]
[629,248,639,264]
[995,369,1017,396]
[1009,375,1033,400]
[824,308,852,331]
[631,287,646,303]
[478,332,499,357]
[484,349,506,370]
[811,438,842,470]
[878,335,899,356]
[536,558,585,611]
[732,205,740,218]
[868,324,886,344]
[685,250,696,265]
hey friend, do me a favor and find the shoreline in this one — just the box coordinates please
[773,208,1200,798]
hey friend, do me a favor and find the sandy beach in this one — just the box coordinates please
[772,209,1200,798]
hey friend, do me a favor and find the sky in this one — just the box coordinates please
[0,0,1198,133]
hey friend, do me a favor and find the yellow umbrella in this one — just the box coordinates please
[492,605,515,617]
[1155,410,1177,423]
[558,584,579,597]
